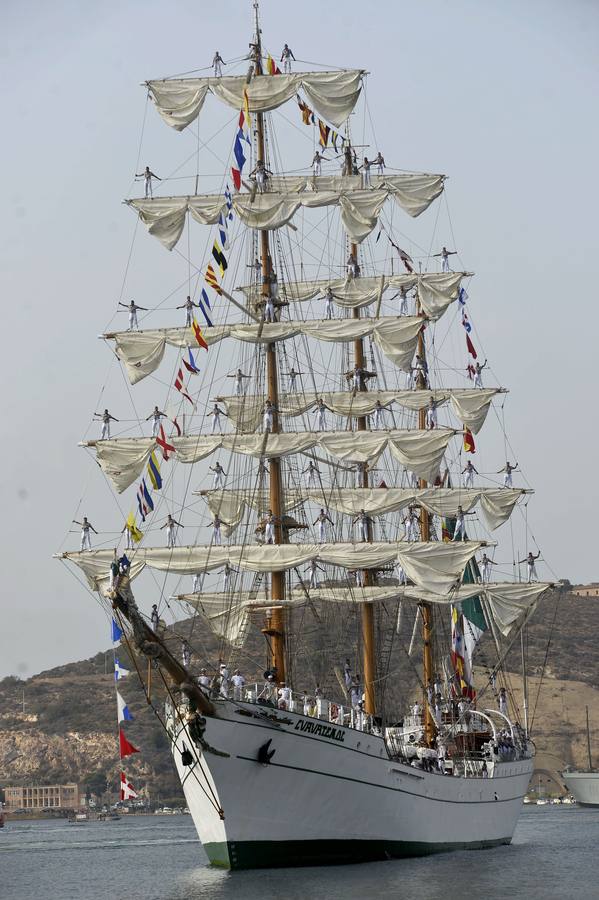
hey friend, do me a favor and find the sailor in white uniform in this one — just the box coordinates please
[198,669,211,691]
[212,51,225,77]
[498,461,519,488]
[264,510,276,544]
[352,509,371,543]
[94,409,118,441]
[302,460,320,488]
[192,572,203,592]
[324,286,335,319]
[354,568,365,587]
[473,359,488,388]
[372,400,386,430]
[264,294,276,323]
[181,640,192,669]
[403,506,419,541]
[347,252,360,278]
[425,398,438,429]
[251,160,270,194]
[398,286,409,316]
[305,558,325,588]
[74,517,97,551]
[263,400,276,433]
[146,406,167,438]
[452,505,475,541]
[287,367,302,391]
[151,604,160,632]
[119,299,147,330]
[411,354,429,389]
[209,461,226,488]
[360,157,372,187]
[397,563,408,585]
[135,166,161,198]
[315,398,327,431]
[433,246,457,273]
[227,368,251,396]
[208,403,227,434]
[176,296,199,327]
[209,515,223,545]
[221,562,236,591]
[219,662,230,698]
[462,460,478,489]
[480,552,497,583]
[280,43,295,73]
[519,550,541,583]
[374,151,385,175]
[314,508,334,543]
[232,669,246,701]
[311,150,327,176]
[161,514,183,548]
[498,687,508,716]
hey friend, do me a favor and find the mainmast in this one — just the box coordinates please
[416,304,435,744]
[251,5,286,683]
[345,141,376,716]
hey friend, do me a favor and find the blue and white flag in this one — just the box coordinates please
[114,658,130,681]
[218,212,229,250]
[111,618,123,643]
[462,312,472,333]
[198,290,213,327]
[224,184,233,219]
[458,286,468,306]
[117,690,134,722]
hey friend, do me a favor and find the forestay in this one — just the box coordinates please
[146,70,365,130]
[84,429,456,493]
[125,174,445,250]
[106,317,424,384]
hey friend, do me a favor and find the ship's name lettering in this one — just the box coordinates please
[294,720,345,742]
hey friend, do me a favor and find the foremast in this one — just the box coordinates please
[251,7,286,683]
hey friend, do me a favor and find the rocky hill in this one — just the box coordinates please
[0,586,596,801]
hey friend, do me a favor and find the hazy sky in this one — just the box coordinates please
[1,0,598,680]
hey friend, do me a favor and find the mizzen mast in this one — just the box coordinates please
[251,5,286,683]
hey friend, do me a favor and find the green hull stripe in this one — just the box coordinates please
[204,836,511,870]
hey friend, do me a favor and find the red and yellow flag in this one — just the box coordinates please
[266,54,281,75]
[205,264,222,295]
[463,428,476,454]
[192,318,208,350]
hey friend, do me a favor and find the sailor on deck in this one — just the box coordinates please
[135,166,161,199]
[324,286,335,319]
[498,461,519,488]
[147,406,167,438]
[315,398,327,431]
[181,640,191,669]
[519,550,541,583]
[208,403,227,434]
[311,150,327,176]
[403,506,419,541]
[228,368,251,396]
[498,687,508,716]
[232,669,245,700]
[177,296,199,327]
[219,662,230,697]
[462,460,478,489]
[480,552,497,583]
[314,508,334,543]
[74,517,97,551]
[198,668,211,690]
[212,51,225,77]
[302,460,320,488]
[305,558,325,589]
[95,409,119,441]
[264,509,276,544]
[119,299,147,331]
[263,400,276,433]
[374,151,385,175]
[161,514,183,548]
[280,43,296,73]
[151,604,160,632]
[210,461,226,488]
[433,246,457,273]
[425,398,438,429]
[452,505,475,541]
[352,509,371,543]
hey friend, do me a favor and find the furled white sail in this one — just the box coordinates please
[107,317,424,384]
[61,539,487,595]
[217,388,502,435]
[146,70,364,130]
[176,581,551,646]
[238,272,469,320]
[83,428,456,493]
[200,487,526,533]
[125,174,445,250]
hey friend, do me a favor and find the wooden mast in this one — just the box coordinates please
[416,306,435,744]
[586,706,593,772]
[345,143,376,716]
[252,11,286,683]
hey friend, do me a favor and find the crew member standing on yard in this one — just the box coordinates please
[161,514,183,548]
[74,516,97,551]
[280,43,296,73]
[146,406,167,437]
[177,296,199,327]
[135,166,161,199]
[519,550,541,583]
[95,409,119,440]
[210,461,226,488]
[151,604,160,632]
[433,246,457,272]
[313,508,334,543]
[498,460,519,488]
[212,51,225,77]
[462,460,478,488]
[119,299,147,331]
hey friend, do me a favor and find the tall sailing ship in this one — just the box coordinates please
[59,4,554,869]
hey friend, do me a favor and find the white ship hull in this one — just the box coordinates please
[562,771,599,806]
[171,700,533,869]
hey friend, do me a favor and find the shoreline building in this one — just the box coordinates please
[3,783,82,811]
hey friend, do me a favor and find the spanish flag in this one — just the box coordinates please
[266,54,281,75]
[205,264,222,295]
[147,452,162,490]
[463,428,476,454]
[125,511,143,544]
[192,318,208,350]
[212,241,228,276]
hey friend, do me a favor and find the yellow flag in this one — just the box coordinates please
[126,511,143,544]
[243,87,252,132]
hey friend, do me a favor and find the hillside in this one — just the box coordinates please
[0,586,596,800]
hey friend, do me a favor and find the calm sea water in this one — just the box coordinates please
[2,806,598,900]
